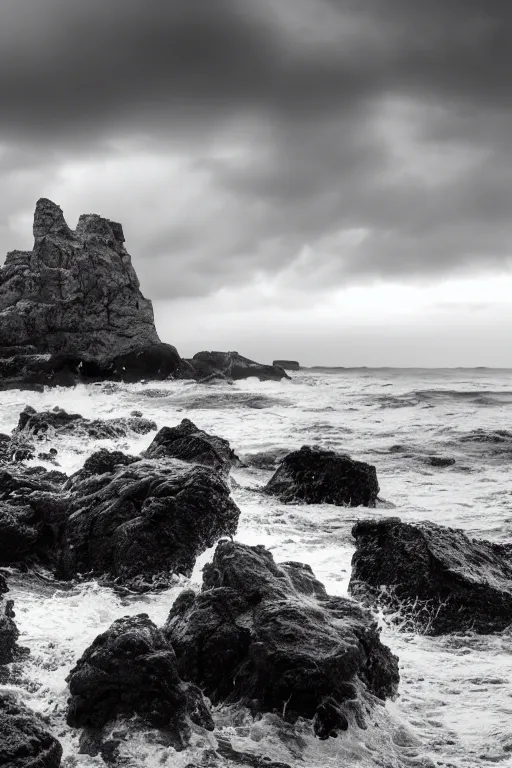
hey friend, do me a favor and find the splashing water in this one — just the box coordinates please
[2,368,512,767]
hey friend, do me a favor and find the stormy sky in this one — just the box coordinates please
[1,0,511,366]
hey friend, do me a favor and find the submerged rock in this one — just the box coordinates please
[144,418,240,476]
[0,693,62,767]
[165,541,399,739]
[187,351,290,382]
[67,613,213,755]
[264,445,379,507]
[349,517,512,634]
[15,405,156,441]
[57,459,241,586]
[273,360,300,371]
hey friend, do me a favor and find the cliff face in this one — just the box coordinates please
[0,198,160,359]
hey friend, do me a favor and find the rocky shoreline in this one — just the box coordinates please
[0,200,508,766]
[1,397,510,764]
[0,200,289,391]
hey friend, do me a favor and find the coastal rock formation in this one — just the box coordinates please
[0,694,62,767]
[0,465,67,566]
[165,541,399,739]
[0,598,20,665]
[0,199,185,388]
[144,418,240,476]
[57,458,241,587]
[67,614,213,755]
[349,517,512,634]
[187,351,289,382]
[273,360,300,371]
[0,198,158,358]
[264,446,380,507]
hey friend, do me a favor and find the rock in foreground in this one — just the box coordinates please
[67,614,213,755]
[188,351,290,382]
[57,457,241,587]
[166,541,399,739]
[350,517,512,634]
[144,418,239,476]
[0,694,62,767]
[265,446,380,507]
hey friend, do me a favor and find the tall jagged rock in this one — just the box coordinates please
[0,199,160,359]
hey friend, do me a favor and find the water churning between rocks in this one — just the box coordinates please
[1,367,512,767]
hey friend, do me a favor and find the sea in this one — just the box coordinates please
[1,367,512,768]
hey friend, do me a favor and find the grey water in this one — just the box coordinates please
[1,367,512,767]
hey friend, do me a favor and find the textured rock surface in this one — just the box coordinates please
[0,198,159,359]
[144,418,239,476]
[16,405,156,441]
[0,465,67,566]
[264,445,380,507]
[0,598,20,664]
[166,541,399,739]
[188,351,290,382]
[0,694,62,767]
[273,360,300,371]
[57,458,241,586]
[349,517,512,634]
[67,613,213,754]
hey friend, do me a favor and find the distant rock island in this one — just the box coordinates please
[273,359,300,371]
[0,200,288,390]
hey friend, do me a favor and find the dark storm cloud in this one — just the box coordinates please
[1,0,512,296]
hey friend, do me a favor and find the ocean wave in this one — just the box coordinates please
[377,389,512,408]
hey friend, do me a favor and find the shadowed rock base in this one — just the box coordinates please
[166,541,399,739]
[0,694,62,767]
[350,517,512,634]
[67,614,213,756]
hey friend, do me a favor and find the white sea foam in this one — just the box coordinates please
[2,368,512,766]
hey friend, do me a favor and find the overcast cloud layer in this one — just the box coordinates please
[1,0,511,319]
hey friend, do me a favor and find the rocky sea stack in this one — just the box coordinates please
[0,199,287,389]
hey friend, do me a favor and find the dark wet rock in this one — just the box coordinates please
[67,613,213,754]
[57,459,240,586]
[144,418,240,476]
[0,447,240,586]
[0,198,159,359]
[102,342,185,383]
[165,541,399,739]
[0,599,21,664]
[273,360,300,371]
[0,694,62,767]
[349,517,512,634]
[425,455,456,468]
[0,199,192,389]
[74,448,138,481]
[0,464,67,567]
[187,351,290,382]
[16,405,156,441]
[264,446,379,507]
